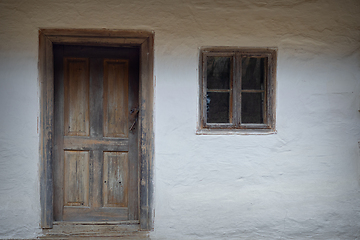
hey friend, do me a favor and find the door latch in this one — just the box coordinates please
[129,107,139,132]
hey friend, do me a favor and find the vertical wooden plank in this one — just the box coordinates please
[90,58,103,138]
[39,32,54,229]
[64,58,90,136]
[147,34,155,231]
[139,35,154,230]
[263,56,268,124]
[201,53,207,126]
[127,49,140,221]
[89,58,104,210]
[53,45,64,221]
[103,152,129,207]
[103,59,129,138]
[64,151,90,206]
[235,52,242,125]
[229,56,234,123]
[269,50,277,131]
[90,150,102,209]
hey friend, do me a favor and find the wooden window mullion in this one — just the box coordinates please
[229,55,234,125]
[202,54,208,127]
[266,53,274,127]
[263,56,268,125]
[235,53,242,127]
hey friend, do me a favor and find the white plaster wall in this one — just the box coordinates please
[0,0,359,239]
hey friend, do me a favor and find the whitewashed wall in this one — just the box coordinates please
[0,0,359,239]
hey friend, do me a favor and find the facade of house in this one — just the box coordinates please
[0,0,359,239]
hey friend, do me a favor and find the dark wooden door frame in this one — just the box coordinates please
[39,29,154,230]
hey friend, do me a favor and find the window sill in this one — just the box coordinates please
[196,128,277,135]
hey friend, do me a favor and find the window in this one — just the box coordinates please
[198,48,276,134]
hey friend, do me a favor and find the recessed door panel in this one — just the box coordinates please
[104,59,129,138]
[103,152,129,207]
[64,151,89,207]
[64,58,90,136]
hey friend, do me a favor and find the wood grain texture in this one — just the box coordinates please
[139,34,155,230]
[64,58,90,136]
[39,29,154,231]
[53,45,65,221]
[103,152,129,207]
[42,28,152,38]
[64,151,90,206]
[39,32,54,228]
[54,46,139,223]
[41,221,146,239]
[63,136,129,151]
[103,59,129,138]
[62,206,128,221]
[46,36,146,46]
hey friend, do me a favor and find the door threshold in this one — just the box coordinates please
[40,220,148,239]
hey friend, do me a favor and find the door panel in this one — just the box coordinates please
[103,152,129,207]
[64,58,90,137]
[54,45,139,222]
[103,59,129,138]
[63,151,90,207]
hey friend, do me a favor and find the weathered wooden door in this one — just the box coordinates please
[53,45,139,222]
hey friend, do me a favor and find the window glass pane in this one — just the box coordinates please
[241,57,265,90]
[207,92,230,123]
[207,56,231,89]
[241,92,264,123]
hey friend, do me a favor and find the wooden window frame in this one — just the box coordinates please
[198,47,277,135]
[39,29,154,230]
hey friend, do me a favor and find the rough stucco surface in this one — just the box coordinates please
[0,0,359,239]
